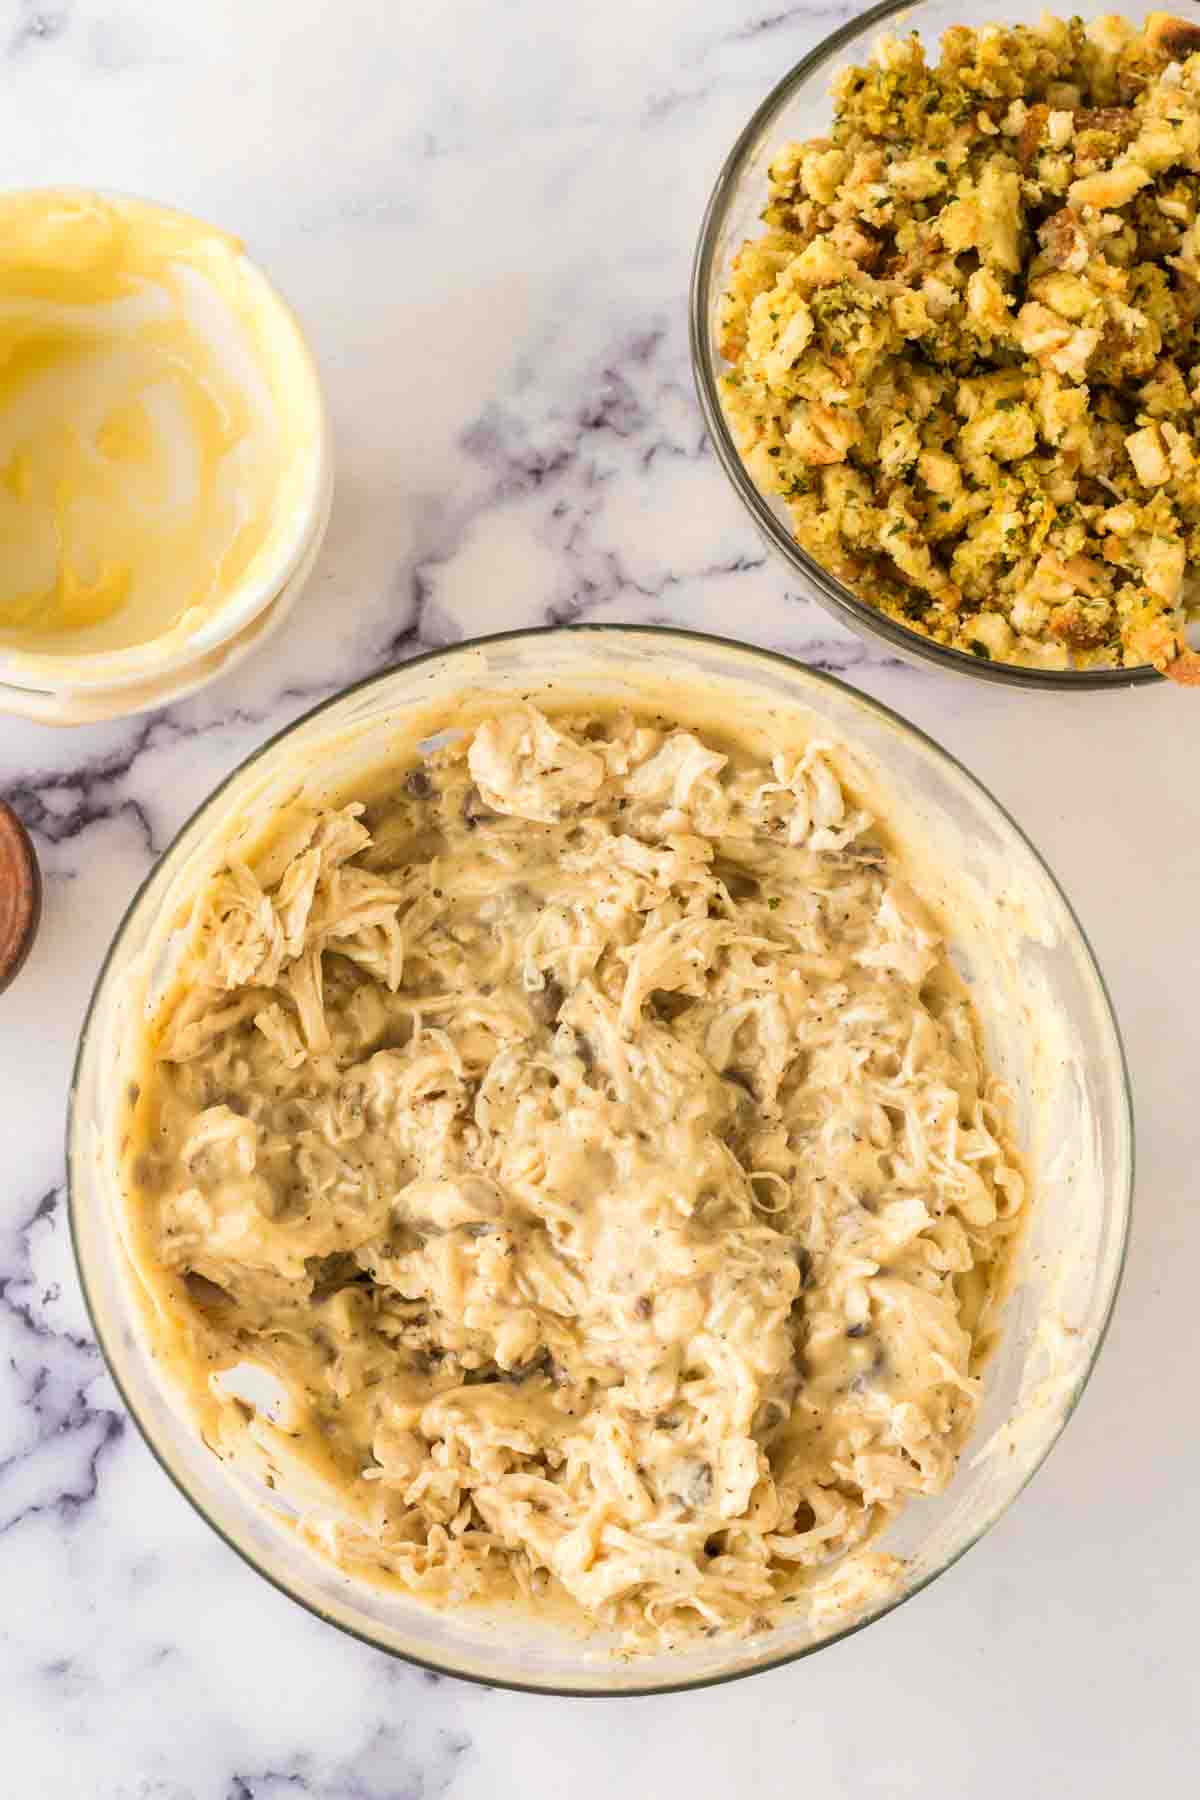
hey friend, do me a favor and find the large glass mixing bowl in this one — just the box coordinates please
[68,626,1132,1694]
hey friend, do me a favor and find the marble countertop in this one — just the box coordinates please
[1,1,1197,1793]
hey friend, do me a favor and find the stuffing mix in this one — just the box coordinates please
[718,11,1200,680]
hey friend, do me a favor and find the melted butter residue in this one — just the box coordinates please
[0,190,280,651]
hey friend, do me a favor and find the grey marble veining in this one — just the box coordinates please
[1,1,1198,1795]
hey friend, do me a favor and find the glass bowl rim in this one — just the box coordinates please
[66,621,1135,1696]
[688,0,1172,691]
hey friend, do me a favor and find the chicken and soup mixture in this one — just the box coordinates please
[719,11,1200,679]
[126,704,1024,1648]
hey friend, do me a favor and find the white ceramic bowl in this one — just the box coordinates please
[69,626,1132,1694]
[0,189,331,725]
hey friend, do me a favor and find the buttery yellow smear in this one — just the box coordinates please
[0,190,280,652]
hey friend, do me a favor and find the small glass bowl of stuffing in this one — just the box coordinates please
[691,2,1200,687]
[69,627,1131,1695]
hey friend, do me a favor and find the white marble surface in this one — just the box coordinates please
[1,0,1197,1792]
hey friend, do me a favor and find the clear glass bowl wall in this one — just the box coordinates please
[69,627,1132,1694]
[690,0,1199,688]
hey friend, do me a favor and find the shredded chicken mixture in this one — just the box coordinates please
[126,704,1024,1649]
[719,11,1200,680]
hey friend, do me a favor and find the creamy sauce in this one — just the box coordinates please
[0,190,288,656]
[123,703,1025,1650]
